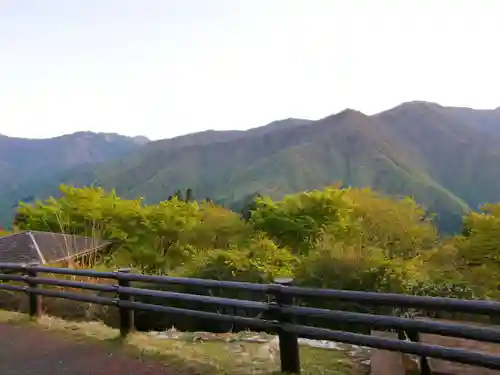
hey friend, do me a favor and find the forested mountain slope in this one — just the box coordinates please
[2,102,500,232]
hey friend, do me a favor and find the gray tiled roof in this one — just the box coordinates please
[0,232,39,264]
[0,231,110,264]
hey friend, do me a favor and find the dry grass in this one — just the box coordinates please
[0,310,367,375]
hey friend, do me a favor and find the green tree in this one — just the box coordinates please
[173,189,183,201]
[15,185,203,273]
[343,188,438,259]
[180,234,298,283]
[185,188,194,202]
[450,203,500,298]
[250,187,354,255]
[180,201,251,250]
[239,192,262,221]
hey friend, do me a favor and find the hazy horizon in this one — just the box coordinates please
[1,0,499,140]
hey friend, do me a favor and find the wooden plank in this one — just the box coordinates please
[370,330,407,375]
[418,318,500,375]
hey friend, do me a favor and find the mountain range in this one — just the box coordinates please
[2,101,500,233]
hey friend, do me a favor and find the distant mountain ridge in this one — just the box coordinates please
[2,101,500,232]
[0,131,149,208]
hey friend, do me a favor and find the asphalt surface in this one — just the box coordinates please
[0,323,180,375]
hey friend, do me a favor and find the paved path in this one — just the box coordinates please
[0,323,180,375]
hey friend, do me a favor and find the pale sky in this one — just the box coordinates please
[0,0,499,140]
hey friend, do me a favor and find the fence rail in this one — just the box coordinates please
[1,262,500,374]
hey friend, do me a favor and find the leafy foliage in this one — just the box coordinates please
[180,235,297,283]
[250,188,354,255]
[9,182,500,331]
[343,188,438,259]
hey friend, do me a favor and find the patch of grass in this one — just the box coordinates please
[0,310,366,375]
[0,310,27,323]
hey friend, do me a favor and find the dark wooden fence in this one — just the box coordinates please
[2,262,500,374]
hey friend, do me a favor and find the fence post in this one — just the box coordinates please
[26,263,42,319]
[272,277,300,374]
[413,331,431,375]
[405,329,431,375]
[117,268,134,338]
